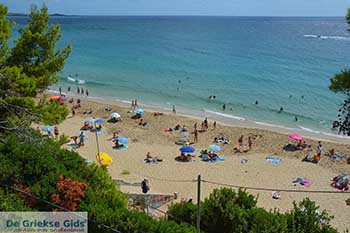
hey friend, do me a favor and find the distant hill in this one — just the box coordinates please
[8,13,67,16]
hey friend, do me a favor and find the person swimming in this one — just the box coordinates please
[278,107,283,113]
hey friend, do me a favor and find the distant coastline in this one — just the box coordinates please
[8,12,67,17]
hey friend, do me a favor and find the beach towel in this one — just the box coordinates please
[292,178,312,187]
[207,157,225,163]
[266,156,281,164]
[113,145,128,151]
[331,154,345,161]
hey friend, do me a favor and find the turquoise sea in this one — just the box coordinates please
[10,16,350,135]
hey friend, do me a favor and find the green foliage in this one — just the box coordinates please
[0,4,11,65]
[0,3,71,132]
[37,100,69,125]
[168,201,197,225]
[329,70,350,95]
[286,198,337,233]
[168,188,339,233]
[347,9,350,25]
[0,132,195,233]
[6,4,71,90]
[0,188,31,211]
[58,134,69,145]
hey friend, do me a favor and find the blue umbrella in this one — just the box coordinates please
[41,125,54,132]
[179,146,195,153]
[208,144,221,152]
[95,119,105,124]
[113,136,129,144]
[134,109,144,115]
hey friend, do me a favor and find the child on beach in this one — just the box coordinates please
[238,135,243,153]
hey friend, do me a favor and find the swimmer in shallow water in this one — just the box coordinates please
[278,107,283,113]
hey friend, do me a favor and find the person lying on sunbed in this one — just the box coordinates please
[144,152,163,163]
[153,112,163,116]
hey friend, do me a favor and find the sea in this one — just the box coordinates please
[9,16,350,137]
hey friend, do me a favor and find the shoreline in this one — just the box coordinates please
[48,89,350,145]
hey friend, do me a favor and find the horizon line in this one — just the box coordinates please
[8,13,346,18]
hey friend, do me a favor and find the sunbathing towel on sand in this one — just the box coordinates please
[266,156,281,164]
[292,178,312,187]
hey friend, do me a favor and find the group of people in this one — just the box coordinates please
[302,141,323,164]
[235,135,253,153]
[131,99,139,109]
[200,149,219,161]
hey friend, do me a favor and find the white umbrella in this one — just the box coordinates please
[110,112,121,119]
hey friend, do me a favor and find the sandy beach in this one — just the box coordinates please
[53,96,350,231]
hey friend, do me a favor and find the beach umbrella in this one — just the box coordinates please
[41,125,54,132]
[49,95,60,101]
[113,136,129,144]
[288,134,303,141]
[208,144,221,152]
[110,112,121,119]
[84,117,95,123]
[134,109,144,115]
[179,146,195,153]
[96,152,112,167]
[95,119,105,124]
[76,131,89,140]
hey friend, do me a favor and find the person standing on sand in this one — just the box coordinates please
[213,121,216,130]
[71,107,75,117]
[79,131,85,146]
[172,105,176,114]
[193,122,197,131]
[86,89,89,97]
[248,136,252,150]
[317,141,323,156]
[77,87,80,94]
[141,178,150,194]
[59,87,62,95]
[81,88,84,95]
[135,99,138,108]
[238,135,243,152]
[194,129,198,143]
[204,117,208,130]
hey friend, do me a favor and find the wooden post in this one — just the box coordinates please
[197,174,201,233]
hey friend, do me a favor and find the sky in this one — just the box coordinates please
[3,0,350,16]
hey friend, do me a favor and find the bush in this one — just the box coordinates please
[167,188,339,233]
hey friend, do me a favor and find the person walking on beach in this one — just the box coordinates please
[172,105,176,114]
[204,117,208,130]
[141,178,150,194]
[59,87,62,95]
[54,126,59,140]
[81,88,84,95]
[77,87,80,94]
[248,136,252,150]
[238,135,244,153]
[193,122,197,131]
[79,131,85,146]
[317,141,323,156]
[213,121,216,130]
[194,129,198,143]
[71,107,75,117]
[135,99,138,108]
[86,89,89,97]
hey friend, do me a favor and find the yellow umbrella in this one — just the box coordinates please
[96,152,112,167]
